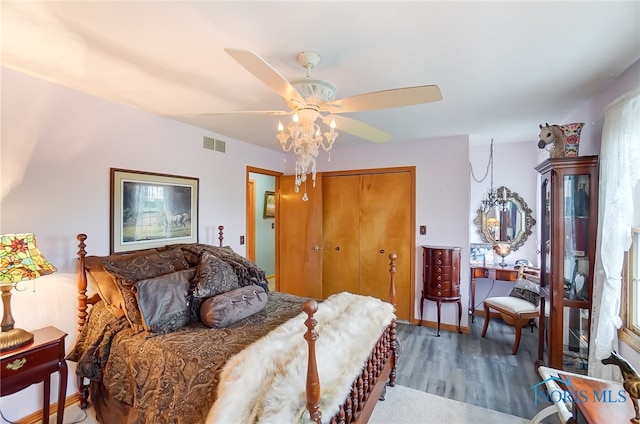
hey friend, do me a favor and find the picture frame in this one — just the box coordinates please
[263,191,276,218]
[470,243,495,266]
[110,168,199,253]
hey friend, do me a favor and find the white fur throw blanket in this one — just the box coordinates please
[206,292,396,424]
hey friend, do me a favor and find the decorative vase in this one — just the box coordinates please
[493,241,512,268]
[560,122,584,157]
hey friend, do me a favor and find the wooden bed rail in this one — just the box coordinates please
[304,252,399,424]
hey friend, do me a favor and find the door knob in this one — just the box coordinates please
[379,249,385,254]
[335,246,340,251]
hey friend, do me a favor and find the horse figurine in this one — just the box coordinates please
[538,122,584,158]
[602,350,640,423]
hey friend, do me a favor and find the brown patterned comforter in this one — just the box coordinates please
[67,292,308,424]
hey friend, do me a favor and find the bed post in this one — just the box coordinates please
[77,234,89,333]
[303,300,321,424]
[76,233,91,409]
[388,252,398,388]
[218,225,224,247]
[388,253,397,307]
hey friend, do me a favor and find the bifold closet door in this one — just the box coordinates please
[322,175,359,297]
[359,172,412,320]
[277,174,323,299]
[322,171,412,320]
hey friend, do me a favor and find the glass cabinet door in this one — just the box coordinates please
[563,174,591,370]
[536,156,598,374]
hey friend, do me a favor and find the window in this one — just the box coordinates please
[622,227,640,351]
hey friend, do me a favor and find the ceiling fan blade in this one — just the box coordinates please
[321,85,442,114]
[182,110,293,116]
[323,115,393,144]
[225,48,305,108]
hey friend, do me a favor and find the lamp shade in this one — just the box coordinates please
[0,233,57,284]
[0,233,56,351]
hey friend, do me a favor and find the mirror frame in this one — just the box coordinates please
[473,186,536,252]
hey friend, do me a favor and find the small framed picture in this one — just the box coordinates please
[263,191,276,218]
[470,243,494,266]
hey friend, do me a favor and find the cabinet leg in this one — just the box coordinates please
[470,276,476,323]
[43,375,51,424]
[419,293,424,327]
[436,300,442,337]
[57,360,68,424]
[457,300,462,334]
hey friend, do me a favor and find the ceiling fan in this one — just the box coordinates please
[223,48,443,143]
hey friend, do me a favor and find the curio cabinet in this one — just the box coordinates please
[535,155,598,373]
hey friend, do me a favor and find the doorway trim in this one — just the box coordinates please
[246,166,283,289]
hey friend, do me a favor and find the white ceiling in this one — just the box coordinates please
[2,1,639,151]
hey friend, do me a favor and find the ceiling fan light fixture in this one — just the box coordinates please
[277,110,338,201]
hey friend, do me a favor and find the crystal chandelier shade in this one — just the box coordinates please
[277,80,339,201]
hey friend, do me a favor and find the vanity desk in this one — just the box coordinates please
[469,265,521,323]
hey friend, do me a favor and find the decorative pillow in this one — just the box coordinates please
[509,276,540,307]
[178,244,269,291]
[200,285,267,328]
[102,247,190,282]
[192,251,240,298]
[84,249,159,319]
[135,268,197,334]
[103,248,191,331]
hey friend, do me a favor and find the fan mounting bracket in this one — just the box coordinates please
[296,51,321,75]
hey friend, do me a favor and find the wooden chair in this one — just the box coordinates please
[481,266,541,355]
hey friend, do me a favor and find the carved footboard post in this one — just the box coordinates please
[304,300,322,424]
[388,253,397,307]
[388,253,398,388]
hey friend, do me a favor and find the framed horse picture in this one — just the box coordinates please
[110,168,199,253]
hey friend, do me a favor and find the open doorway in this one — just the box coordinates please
[247,167,280,291]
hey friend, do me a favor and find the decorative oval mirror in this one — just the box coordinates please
[473,186,536,252]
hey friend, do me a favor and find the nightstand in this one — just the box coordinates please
[1,326,68,424]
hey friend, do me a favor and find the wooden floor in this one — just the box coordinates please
[394,315,560,422]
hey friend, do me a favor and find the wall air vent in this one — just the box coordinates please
[203,136,226,153]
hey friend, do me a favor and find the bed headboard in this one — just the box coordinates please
[75,226,226,332]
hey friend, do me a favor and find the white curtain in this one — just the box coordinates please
[589,88,640,380]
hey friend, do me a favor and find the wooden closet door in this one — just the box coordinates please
[277,175,323,299]
[322,175,359,297]
[359,172,412,320]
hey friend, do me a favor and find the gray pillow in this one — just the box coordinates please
[103,247,190,283]
[135,268,197,334]
[200,285,267,328]
[192,251,240,298]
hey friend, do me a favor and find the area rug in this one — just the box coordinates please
[60,385,529,424]
[369,385,529,424]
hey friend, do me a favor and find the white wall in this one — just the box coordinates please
[0,67,284,421]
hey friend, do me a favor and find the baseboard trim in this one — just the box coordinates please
[417,320,470,334]
[14,392,80,424]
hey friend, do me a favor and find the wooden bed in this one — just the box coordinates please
[69,226,398,423]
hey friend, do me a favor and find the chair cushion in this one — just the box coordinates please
[484,296,539,315]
